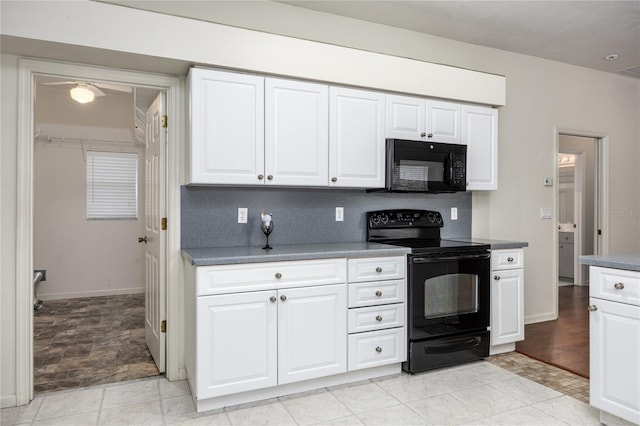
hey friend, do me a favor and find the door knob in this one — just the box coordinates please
[267,175,273,180]
[138,236,148,243]
[376,315,383,322]
[375,291,382,297]
[614,282,625,290]
[587,305,598,312]
[280,295,287,302]
[375,346,382,353]
[375,267,382,273]
[331,177,337,182]
[270,296,277,303]
[494,275,501,280]
[258,174,264,180]
[507,257,514,262]
[420,132,427,138]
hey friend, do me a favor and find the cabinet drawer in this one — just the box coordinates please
[348,279,405,308]
[491,249,524,270]
[559,232,574,243]
[196,258,347,296]
[348,256,406,283]
[591,266,640,306]
[348,303,405,333]
[348,327,406,371]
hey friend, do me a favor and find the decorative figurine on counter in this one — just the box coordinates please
[260,210,274,250]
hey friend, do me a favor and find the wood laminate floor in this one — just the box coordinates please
[516,285,590,378]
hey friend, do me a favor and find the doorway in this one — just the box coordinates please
[15,59,182,405]
[32,75,165,393]
[516,132,606,379]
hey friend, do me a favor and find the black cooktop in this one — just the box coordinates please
[366,209,490,254]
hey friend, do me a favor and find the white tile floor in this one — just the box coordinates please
[1,360,600,426]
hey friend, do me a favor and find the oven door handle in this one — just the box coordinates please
[423,336,482,354]
[412,253,490,263]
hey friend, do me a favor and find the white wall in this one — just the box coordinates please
[1,1,639,406]
[33,85,145,298]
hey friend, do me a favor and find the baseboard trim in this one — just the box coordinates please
[1,394,18,409]
[525,312,557,325]
[38,288,144,300]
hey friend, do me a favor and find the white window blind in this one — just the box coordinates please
[86,151,138,219]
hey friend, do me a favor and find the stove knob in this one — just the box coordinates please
[371,215,380,225]
[381,214,389,224]
[427,212,436,223]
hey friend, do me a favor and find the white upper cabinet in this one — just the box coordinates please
[385,94,426,140]
[265,78,329,187]
[189,68,265,185]
[426,100,462,144]
[463,105,499,191]
[330,87,386,188]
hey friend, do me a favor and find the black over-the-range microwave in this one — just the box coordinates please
[375,138,468,193]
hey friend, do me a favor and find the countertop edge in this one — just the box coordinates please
[578,255,640,272]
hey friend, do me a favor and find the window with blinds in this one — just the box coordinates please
[86,151,138,220]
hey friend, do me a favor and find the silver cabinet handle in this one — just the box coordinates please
[280,295,287,302]
[588,305,598,312]
[494,275,501,281]
[375,267,382,273]
[375,291,382,297]
[420,132,427,138]
[270,296,276,303]
[427,133,433,138]
[375,315,382,322]
[614,282,625,290]
[331,177,337,182]
[267,175,273,180]
[507,257,514,262]
[275,272,282,279]
[375,346,382,353]
[258,174,264,180]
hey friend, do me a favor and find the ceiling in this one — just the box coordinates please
[277,1,640,77]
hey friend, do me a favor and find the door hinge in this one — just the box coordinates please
[161,320,166,333]
[161,217,167,231]
[161,115,168,128]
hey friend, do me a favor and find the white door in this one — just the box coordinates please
[197,291,278,399]
[491,269,525,345]
[277,284,347,384]
[589,297,640,424]
[188,68,265,184]
[144,93,166,372]
[385,94,426,140]
[426,100,462,144]
[265,78,329,186]
[329,87,385,188]
[463,105,498,190]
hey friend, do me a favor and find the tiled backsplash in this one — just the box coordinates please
[181,186,471,248]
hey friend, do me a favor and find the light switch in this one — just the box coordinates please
[238,208,248,224]
[540,207,552,219]
[451,207,458,221]
[335,207,344,222]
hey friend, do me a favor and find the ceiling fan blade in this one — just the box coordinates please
[41,81,78,86]
[87,85,106,97]
[93,82,132,93]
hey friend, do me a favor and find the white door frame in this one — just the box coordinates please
[554,128,609,317]
[16,58,184,405]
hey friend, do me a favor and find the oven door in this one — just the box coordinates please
[408,251,490,340]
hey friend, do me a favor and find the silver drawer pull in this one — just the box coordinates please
[280,295,287,302]
[275,272,282,279]
[375,291,382,297]
[270,296,276,303]
[375,315,383,322]
[375,267,382,273]
[507,257,514,262]
[375,346,382,353]
[588,305,598,312]
[494,275,501,281]
[614,282,625,290]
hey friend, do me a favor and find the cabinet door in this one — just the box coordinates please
[329,87,385,188]
[426,100,462,144]
[265,78,329,186]
[385,94,426,140]
[463,105,498,191]
[490,268,524,346]
[589,297,640,424]
[189,69,265,184]
[196,291,277,399]
[277,284,347,384]
[558,242,574,279]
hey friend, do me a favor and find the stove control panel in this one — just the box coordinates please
[368,209,443,228]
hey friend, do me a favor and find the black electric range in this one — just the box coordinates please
[367,209,491,373]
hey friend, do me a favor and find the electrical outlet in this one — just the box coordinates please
[451,207,458,221]
[335,207,344,222]
[238,208,248,224]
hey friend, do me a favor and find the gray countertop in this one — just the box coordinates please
[182,242,412,266]
[450,238,529,250]
[578,254,640,272]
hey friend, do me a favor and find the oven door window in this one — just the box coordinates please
[424,273,478,318]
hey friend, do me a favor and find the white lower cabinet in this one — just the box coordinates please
[589,266,640,425]
[490,249,525,354]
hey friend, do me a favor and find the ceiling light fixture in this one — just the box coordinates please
[69,86,95,104]
[605,54,619,61]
